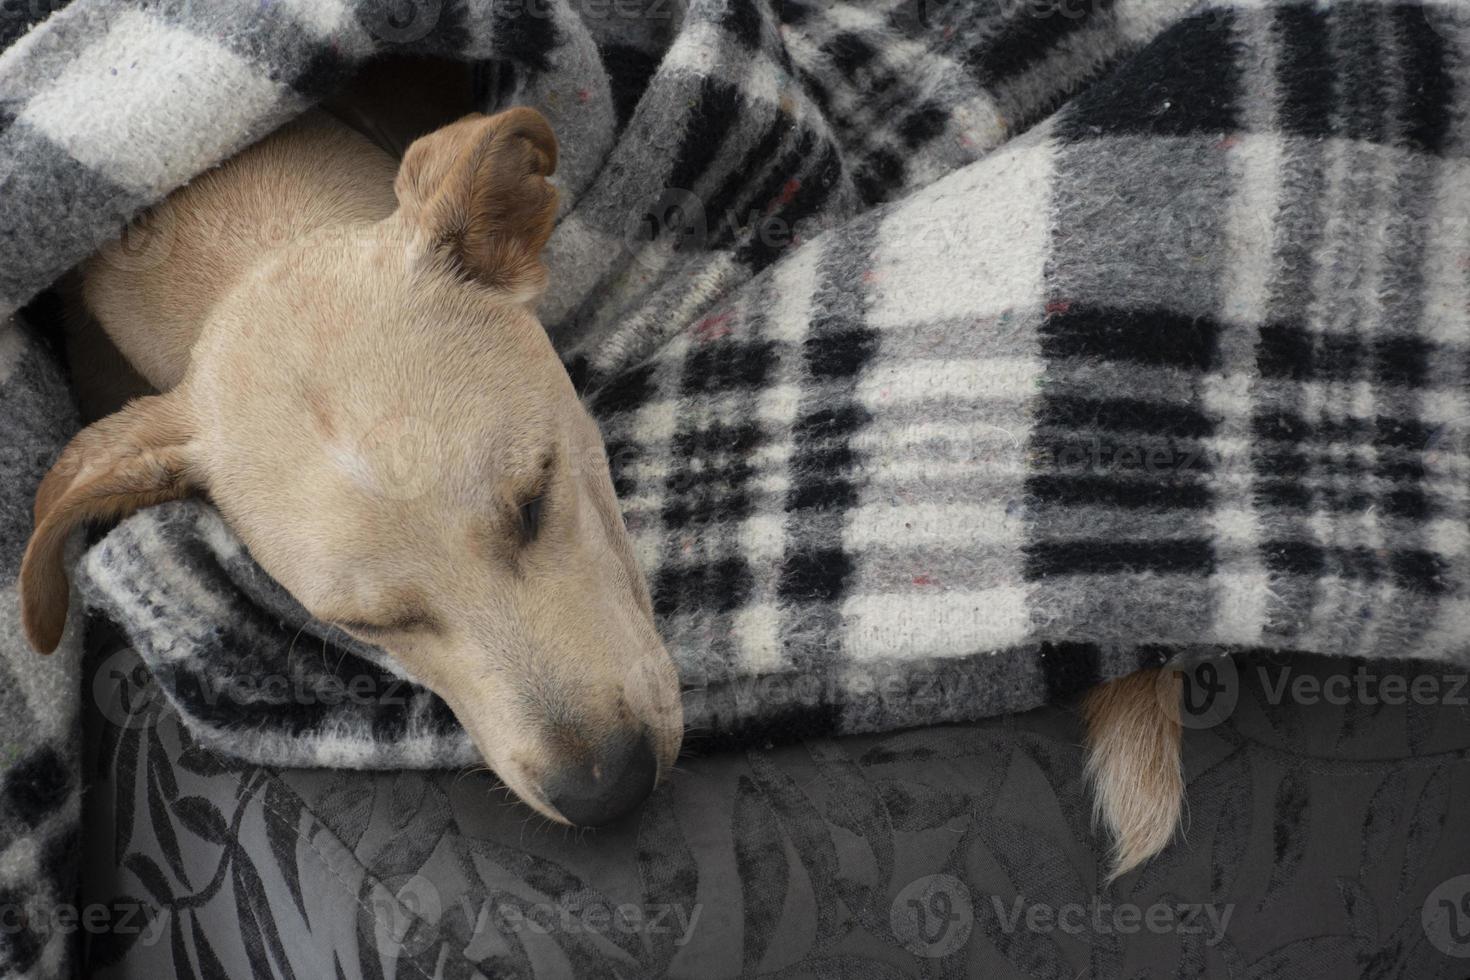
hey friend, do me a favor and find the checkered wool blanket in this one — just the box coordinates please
[3,0,1470,973]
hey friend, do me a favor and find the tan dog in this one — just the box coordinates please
[20,69,1187,870]
[21,99,683,829]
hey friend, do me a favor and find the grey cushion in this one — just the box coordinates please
[79,621,1470,978]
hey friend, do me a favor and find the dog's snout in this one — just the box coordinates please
[544,729,658,827]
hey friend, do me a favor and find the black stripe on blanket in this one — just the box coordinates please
[1274,2,1453,152]
[1039,307,1222,371]
[964,0,1118,89]
[486,0,561,72]
[1056,10,1239,138]
[735,139,844,270]
[778,219,882,677]
[1038,641,1103,702]
[666,78,744,198]
[1394,6,1452,154]
[599,42,663,128]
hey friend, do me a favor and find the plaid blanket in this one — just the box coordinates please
[3,0,1470,973]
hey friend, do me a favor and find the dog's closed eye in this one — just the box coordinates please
[516,452,554,545]
[519,494,545,543]
[332,607,436,638]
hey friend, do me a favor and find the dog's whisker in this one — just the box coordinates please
[284,619,315,667]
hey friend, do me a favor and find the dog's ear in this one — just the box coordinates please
[395,108,558,304]
[21,392,199,654]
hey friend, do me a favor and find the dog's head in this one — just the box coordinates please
[22,109,683,827]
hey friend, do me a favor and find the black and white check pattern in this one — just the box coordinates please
[3,2,1470,971]
[42,0,1470,746]
[0,0,1189,762]
[584,0,1470,738]
[0,315,79,980]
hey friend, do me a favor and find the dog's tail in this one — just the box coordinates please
[1082,668,1184,882]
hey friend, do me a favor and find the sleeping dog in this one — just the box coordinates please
[19,63,1183,873]
[23,83,682,828]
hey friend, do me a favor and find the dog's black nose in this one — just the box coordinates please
[545,731,658,827]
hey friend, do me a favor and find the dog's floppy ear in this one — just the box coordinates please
[395,108,558,304]
[21,392,199,654]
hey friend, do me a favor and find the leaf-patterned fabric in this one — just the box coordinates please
[79,625,1470,977]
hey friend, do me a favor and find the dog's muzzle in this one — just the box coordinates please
[542,727,659,826]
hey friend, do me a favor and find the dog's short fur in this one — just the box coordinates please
[20,62,1186,862]
[1084,668,1184,879]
